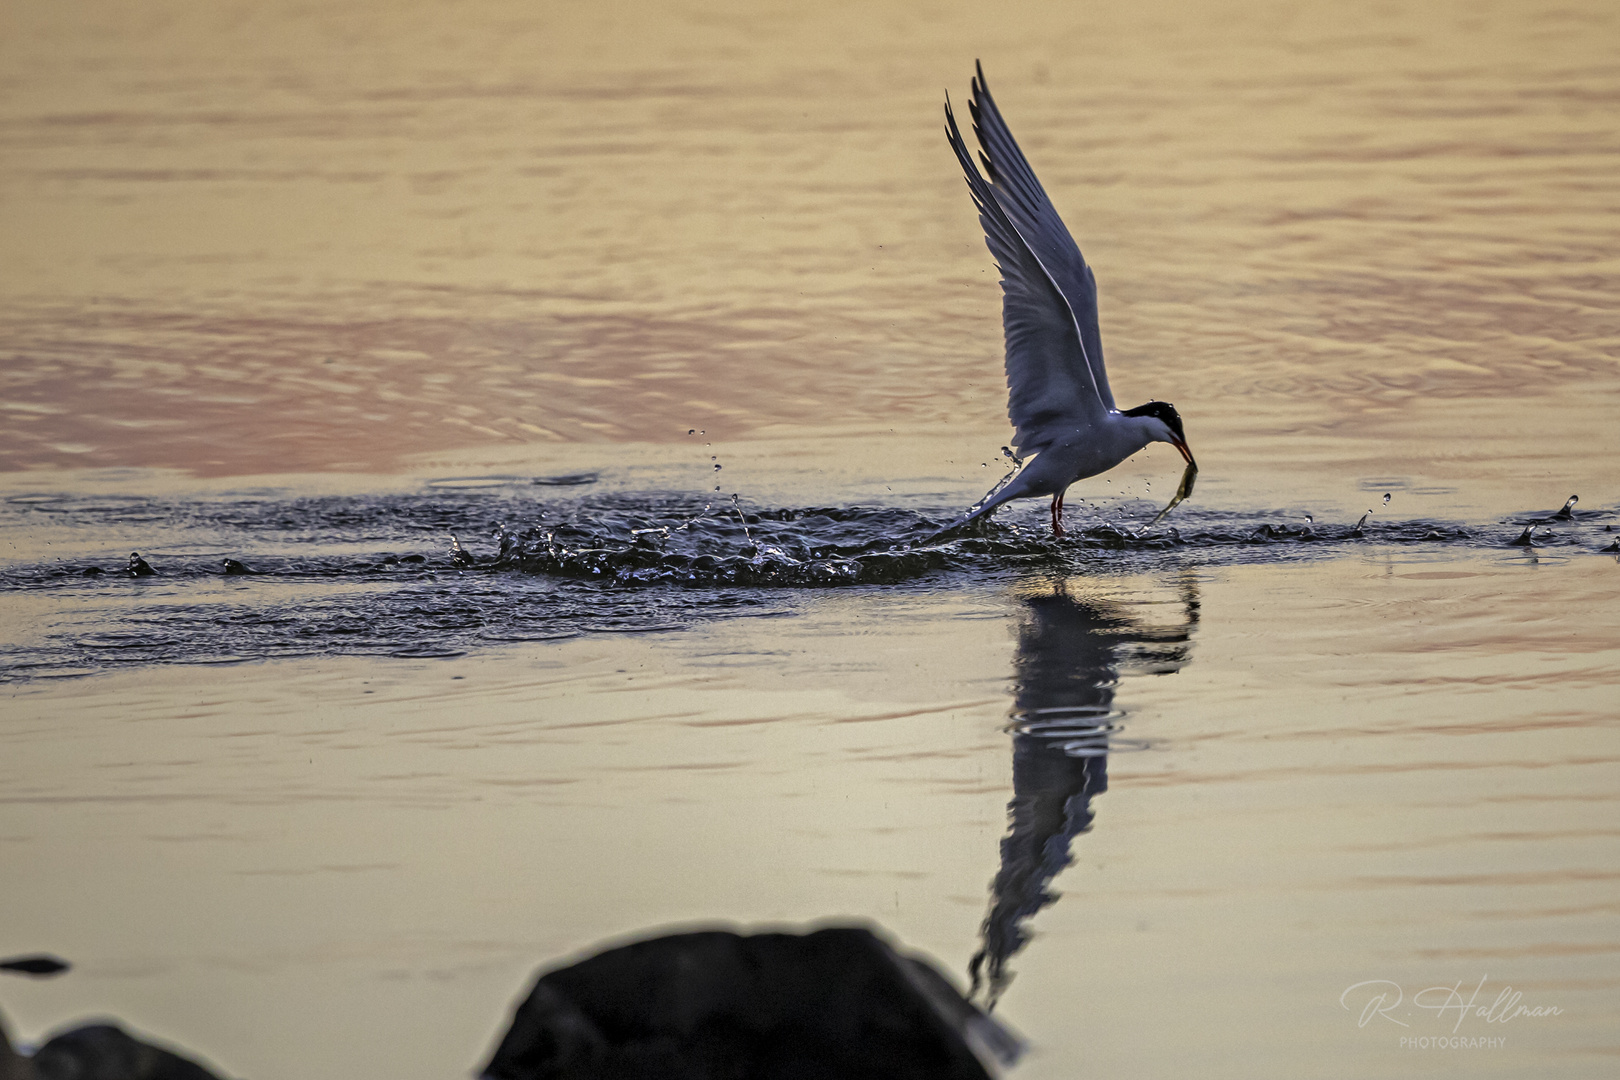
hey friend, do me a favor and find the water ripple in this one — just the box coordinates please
[0,489,1613,679]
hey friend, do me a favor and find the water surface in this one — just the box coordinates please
[2,1,1618,1077]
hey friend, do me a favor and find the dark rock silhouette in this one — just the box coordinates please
[2,958,228,1080]
[0,958,69,978]
[481,925,1020,1080]
[970,579,1198,1007]
[1,1023,24,1080]
[30,1025,225,1080]
[2,1020,226,1080]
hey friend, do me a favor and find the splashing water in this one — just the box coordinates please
[0,487,1613,679]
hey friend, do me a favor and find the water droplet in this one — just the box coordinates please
[713,463,722,471]
[1354,513,1369,533]
[1557,494,1578,519]
[1382,493,1391,505]
[1304,513,1314,524]
[687,429,695,435]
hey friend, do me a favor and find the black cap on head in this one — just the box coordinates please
[1122,400,1186,442]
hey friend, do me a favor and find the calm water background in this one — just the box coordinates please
[2,0,1618,1077]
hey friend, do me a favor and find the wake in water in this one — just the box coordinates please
[0,485,1613,679]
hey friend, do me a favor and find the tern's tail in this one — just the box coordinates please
[921,480,1025,544]
[921,505,992,544]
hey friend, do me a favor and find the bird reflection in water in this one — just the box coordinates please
[970,577,1199,1008]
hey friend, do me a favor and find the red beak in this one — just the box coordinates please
[1172,438,1195,467]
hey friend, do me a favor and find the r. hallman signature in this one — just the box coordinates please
[1341,977,1563,1034]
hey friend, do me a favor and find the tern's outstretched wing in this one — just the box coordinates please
[947,95,1106,455]
[968,62,1115,413]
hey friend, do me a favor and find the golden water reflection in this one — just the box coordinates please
[1,0,1616,487]
[2,0,1619,1077]
[5,558,1616,1078]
